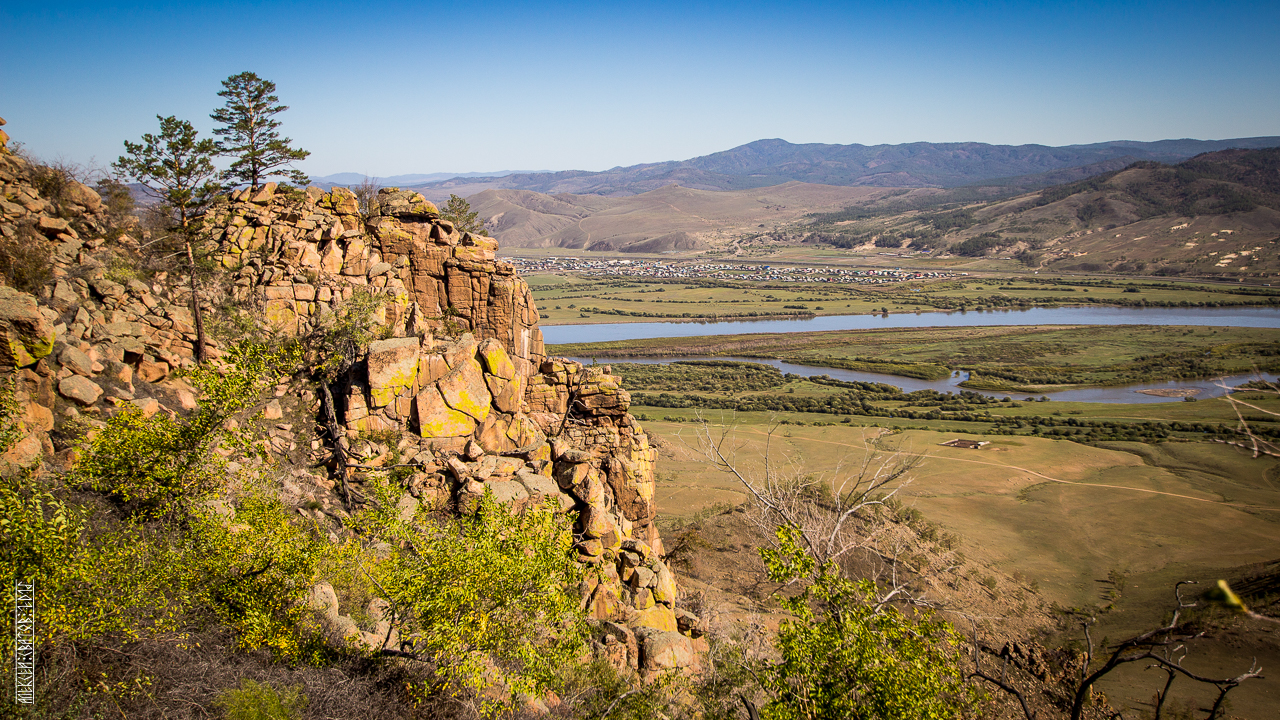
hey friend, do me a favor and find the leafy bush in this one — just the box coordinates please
[178,485,326,660]
[73,342,300,516]
[215,679,308,720]
[350,481,588,712]
[756,525,979,720]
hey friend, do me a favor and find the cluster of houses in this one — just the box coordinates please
[507,257,959,285]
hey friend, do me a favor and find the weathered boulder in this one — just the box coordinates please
[638,629,705,679]
[58,375,103,405]
[414,386,477,437]
[366,336,420,407]
[437,356,492,421]
[0,287,55,369]
[0,434,43,478]
[59,345,94,376]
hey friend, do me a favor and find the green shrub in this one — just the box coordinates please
[756,525,980,720]
[73,342,300,516]
[348,481,588,713]
[215,679,307,720]
[177,484,326,660]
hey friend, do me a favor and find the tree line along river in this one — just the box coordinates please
[546,306,1280,404]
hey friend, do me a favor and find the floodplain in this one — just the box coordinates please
[538,266,1280,716]
[635,407,1280,718]
[526,270,1280,326]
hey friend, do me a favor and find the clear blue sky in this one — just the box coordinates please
[3,0,1278,178]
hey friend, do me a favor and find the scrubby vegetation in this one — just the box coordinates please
[0,346,590,717]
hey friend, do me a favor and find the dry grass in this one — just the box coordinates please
[639,416,1280,718]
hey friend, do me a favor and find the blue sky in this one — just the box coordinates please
[3,1,1278,177]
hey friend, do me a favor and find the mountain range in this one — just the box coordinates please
[807,147,1280,277]
[308,170,550,190]
[466,146,1280,279]
[391,137,1280,201]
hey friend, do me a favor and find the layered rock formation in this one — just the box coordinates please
[0,138,217,475]
[1,122,699,676]
[210,184,545,375]
[203,185,700,671]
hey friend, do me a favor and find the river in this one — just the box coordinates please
[563,356,1277,405]
[546,305,1280,404]
[542,305,1280,344]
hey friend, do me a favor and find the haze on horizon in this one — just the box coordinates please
[3,0,1278,179]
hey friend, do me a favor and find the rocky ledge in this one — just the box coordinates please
[0,137,703,678]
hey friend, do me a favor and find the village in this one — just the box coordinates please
[507,256,962,285]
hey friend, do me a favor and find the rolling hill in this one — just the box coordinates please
[470,182,922,252]
[805,148,1280,278]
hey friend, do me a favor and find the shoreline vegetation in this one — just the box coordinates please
[548,324,1280,392]
[603,360,1280,447]
[528,272,1280,326]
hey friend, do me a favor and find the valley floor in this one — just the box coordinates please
[640,412,1280,718]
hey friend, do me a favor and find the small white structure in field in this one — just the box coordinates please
[940,438,989,449]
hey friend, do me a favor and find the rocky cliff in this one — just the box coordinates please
[0,129,701,677]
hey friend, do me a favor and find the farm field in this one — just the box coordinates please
[638,410,1280,717]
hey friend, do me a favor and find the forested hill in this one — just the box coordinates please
[1023,147,1280,218]
[800,147,1280,277]
[410,136,1280,199]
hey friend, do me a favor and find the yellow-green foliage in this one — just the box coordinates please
[758,525,980,720]
[349,478,588,711]
[73,342,300,515]
[1,478,322,669]
[0,339,331,699]
[215,679,308,720]
[0,473,173,645]
[176,483,326,660]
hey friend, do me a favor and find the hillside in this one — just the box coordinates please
[797,148,1280,278]
[472,181,926,252]
[408,136,1280,200]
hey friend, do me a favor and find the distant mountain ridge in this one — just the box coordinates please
[805,147,1280,277]
[404,137,1280,199]
[309,170,551,190]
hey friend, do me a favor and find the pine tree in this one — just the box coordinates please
[114,115,220,231]
[210,72,310,190]
[441,194,489,236]
[113,115,220,362]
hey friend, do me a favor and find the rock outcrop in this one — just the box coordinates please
[202,184,694,670]
[209,184,545,375]
[1,142,217,476]
[1,130,696,677]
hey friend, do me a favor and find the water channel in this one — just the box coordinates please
[547,305,1280,404]
[543,305,1280,344]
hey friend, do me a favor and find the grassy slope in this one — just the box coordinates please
[641,412,1280,717]
[474,182,906,251]
[799,149,1280,279]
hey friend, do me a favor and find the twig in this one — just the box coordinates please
[598,689,641,720]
